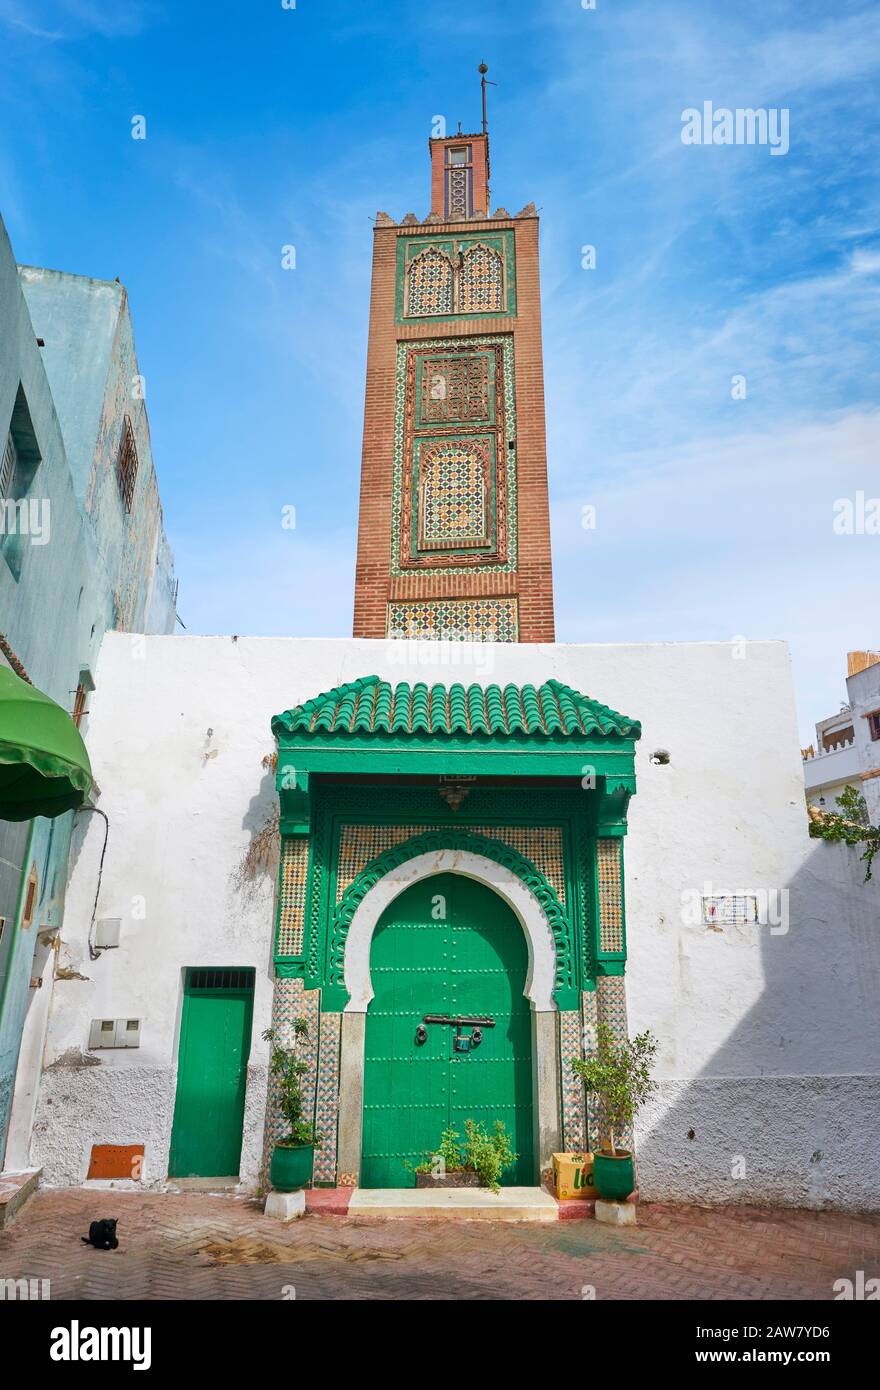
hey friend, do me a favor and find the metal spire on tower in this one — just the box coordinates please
[479,62,496,136]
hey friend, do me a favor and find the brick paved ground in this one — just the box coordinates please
[1,1188,878,1300]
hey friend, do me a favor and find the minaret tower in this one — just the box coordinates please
[353,68,555,643]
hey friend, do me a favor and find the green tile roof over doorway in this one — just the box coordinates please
[272,675,641,742]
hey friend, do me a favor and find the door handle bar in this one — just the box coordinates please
[422,1014,496,1027]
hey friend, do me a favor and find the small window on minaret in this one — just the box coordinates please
[445,144,473,218]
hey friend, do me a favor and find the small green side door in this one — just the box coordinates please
[169,968,255,1178]
[361,874,534,1187]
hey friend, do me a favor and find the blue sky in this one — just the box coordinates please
[1,0,878,743]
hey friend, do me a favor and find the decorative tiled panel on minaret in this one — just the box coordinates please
[353,127,555,643]
[392,335,515,575]
[396,231,516,321]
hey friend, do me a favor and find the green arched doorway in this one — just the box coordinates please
[361,872,535,1188]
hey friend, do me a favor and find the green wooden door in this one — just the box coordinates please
[361,874,534,1188]
[168,968,255,1178]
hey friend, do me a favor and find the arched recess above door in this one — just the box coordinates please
[327,829,574,1011]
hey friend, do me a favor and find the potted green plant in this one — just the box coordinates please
[263,1022,321,1192]
[572,1022,657,1201]
[408,1120,517,1194]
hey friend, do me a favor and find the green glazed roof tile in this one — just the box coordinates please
[272,675,640,742]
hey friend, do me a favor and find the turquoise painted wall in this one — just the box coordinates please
[0,215,177,1158]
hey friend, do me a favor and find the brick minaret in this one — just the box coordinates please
[353,118,555,643]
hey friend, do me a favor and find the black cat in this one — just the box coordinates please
[81,1218,119,1250]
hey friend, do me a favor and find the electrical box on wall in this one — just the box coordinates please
[95,917,121,949]
[117,1018,141,1047]
[88,1018,141,1049]
[89,1019,115,1048]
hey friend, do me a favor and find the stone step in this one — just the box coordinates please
[347,1185,559,1221]
[0,1168,42,1229]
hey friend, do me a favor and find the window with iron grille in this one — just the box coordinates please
[186,967,255,992]
[868,711,880,742]
[116,415,139,512]
[1,390,42,583]
[1,430,17,500]
[445,144,473,218]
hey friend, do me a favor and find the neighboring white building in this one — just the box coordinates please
[848,655,880,824]
[803,652,880,820]
[802,709,859,812]
[13,634,880,1211]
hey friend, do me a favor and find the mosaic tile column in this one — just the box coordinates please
[596,974,628,1042]
[589,833,632,1150]
[580,988,604,1153]
[595,975,633,1152]
[559,1009,586,1152]
[312,1011,342,1185]
[277,837,309,957]
[261,975,320,1186]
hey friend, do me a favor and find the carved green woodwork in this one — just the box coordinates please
[273,676,640,817]
[273,782,629,1010]
[271,680,641,1012]
[327,829,573,1011]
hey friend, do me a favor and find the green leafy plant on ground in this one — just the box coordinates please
[262,1023,321,1149]
[572,1022,658,1157]
[808,785,879,882]
[462,1119,517,1192]
[408,1125,464,1175]
[406,1120,517,1193]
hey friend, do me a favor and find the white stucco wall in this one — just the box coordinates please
[25,634,880,1207]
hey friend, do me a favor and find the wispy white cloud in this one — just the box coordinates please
[551,408,880,743]
[850,248,880,275]
[0,0,157,41]
[751,9,880,93]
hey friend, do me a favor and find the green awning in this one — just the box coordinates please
[0,666,92,821]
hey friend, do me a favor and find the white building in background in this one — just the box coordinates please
[803,652,880,820]
[802,709,860,812]
[848,655,880,824]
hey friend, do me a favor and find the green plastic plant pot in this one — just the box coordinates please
[270,1144,314,1192]
[593,1150,634,1201]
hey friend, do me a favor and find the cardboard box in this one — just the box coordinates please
[552,1151,595,1200]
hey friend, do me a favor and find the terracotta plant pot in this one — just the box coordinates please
[414,1169,481,1189]
[270,1143,314,1192]
[592,1149,634,1201]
